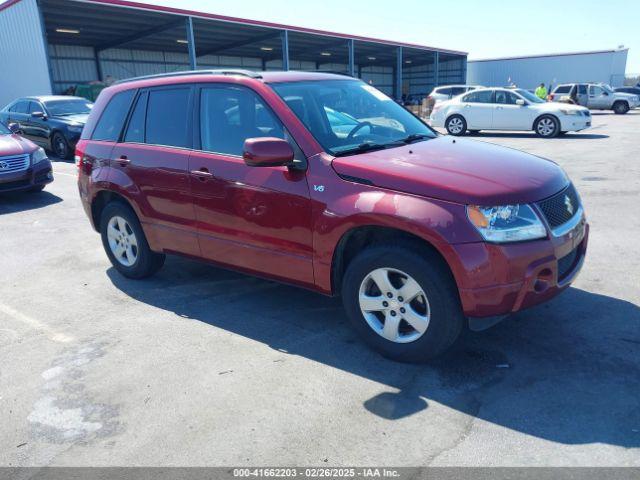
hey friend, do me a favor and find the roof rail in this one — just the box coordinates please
[114,69,263,85]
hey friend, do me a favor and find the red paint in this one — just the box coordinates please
[78,72,588,319]
[0,132,53,193]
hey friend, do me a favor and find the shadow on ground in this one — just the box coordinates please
[0,190,62,214]
[469,132,609,140]
[108,256,640,448]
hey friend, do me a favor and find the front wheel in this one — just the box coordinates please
[445,115,467,136]
[535,115,560,138]
[100,202,165,279]
[613,101,629,114]
[341,245,464,362]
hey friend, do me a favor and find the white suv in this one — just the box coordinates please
[430,87,591,138]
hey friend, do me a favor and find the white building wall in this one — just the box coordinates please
[467,49,629,90]
[0,0,52,107]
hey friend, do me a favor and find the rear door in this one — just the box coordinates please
[110,86,200,257]
[188,83,314,286]
[576,84,588,106]
[460,90,495,129]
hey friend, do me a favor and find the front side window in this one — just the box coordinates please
[590,86,605,96]
[145,88,191,148]
[91,90,135,142]
[495,90,520,105]
[271,80,435,156]
[199,86,285,156]
[463,90,494,103]
[45,99,92,116]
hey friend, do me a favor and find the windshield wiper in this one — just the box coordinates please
[333,142,391,157]
[400,133,431,144]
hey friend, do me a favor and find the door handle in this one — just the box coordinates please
[190,168,213,180]
[117,155,130,166]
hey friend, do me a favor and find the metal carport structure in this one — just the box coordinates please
[0,0,467,106]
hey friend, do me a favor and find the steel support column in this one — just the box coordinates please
[281,30,290,71]
[434,51,440,88]
[395,46,403,101]
[93,48,103,81]
[186,17,197,70]
[347,39,355,77]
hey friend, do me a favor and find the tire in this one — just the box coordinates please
[99,201,165,279]
[613,101,629,115]
[28,185,45,193]
[51,132,71,160]
[341,244,464,363]
[445,115,467,136]
[534,115,560,138]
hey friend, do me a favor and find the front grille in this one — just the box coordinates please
[537,184,581,228]
[0,154,30,175]
[558,247,579,280]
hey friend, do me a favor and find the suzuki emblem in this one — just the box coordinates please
[564,195,574,215]
[0,161,8,170]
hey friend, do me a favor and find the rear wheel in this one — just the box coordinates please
[100,202,165,279]
[52,132,71,159]
[341,245,464,362]
[613,101,629,114]
[534,115,560,138]
[445,115,467,136]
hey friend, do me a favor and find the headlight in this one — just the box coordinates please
[559,108,580,116]
[67,125,83,133]
[31,147,48,165]
[467,204,547,243]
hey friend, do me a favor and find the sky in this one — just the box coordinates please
[127,0,640,75]
[1,0,637,73]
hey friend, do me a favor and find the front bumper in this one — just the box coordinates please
[453,216,589,320]
[0,159,53,193]
[559,114,591,132]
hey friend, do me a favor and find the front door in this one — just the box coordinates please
[110,86,200,257]
[189,84,314,287]
[588,85,610,109]
[493,90,531,130]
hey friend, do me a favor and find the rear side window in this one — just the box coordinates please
[450,87,466,96]
[12,101,29,114]
[554,85,571,94]
[436,87,452,96]
[91,90,135,141]
[124,91,148,143]
[463,90,494,103]
[145,88,191,148]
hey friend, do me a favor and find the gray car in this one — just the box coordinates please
[550,83,639,114]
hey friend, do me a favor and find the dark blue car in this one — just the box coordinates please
[0,96,93,159]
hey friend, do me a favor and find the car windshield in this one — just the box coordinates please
[601,84,615,94]
[516,89,545,104]
[0,122,10,135]
[270,79,436,156]
[44,99,93,116]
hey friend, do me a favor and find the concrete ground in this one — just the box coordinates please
[1,111,639,467]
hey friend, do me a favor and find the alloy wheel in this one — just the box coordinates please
[358,267,431,343]
[106,216,139,267]
[447,118,464,135]
[537,118,556,137]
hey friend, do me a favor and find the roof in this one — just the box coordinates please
[0,0,467,56]
[23,95,88,102]
[469,48,629,63]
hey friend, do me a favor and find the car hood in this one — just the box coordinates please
[0,134,38,156]
[331,136,568,205]
[538,102,587,113]
[52,113,89,124]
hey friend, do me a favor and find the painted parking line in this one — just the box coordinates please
[0,302,74,344]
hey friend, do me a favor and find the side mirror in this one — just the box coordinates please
[31,111,46,118]
[602,91,609,96]
[243,137,294,168]
[515,99,526,106]
[7,122,21,133]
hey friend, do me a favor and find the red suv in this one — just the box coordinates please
[77,70,588,362]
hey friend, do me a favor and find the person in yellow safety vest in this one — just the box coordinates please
[535,83,548,100]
